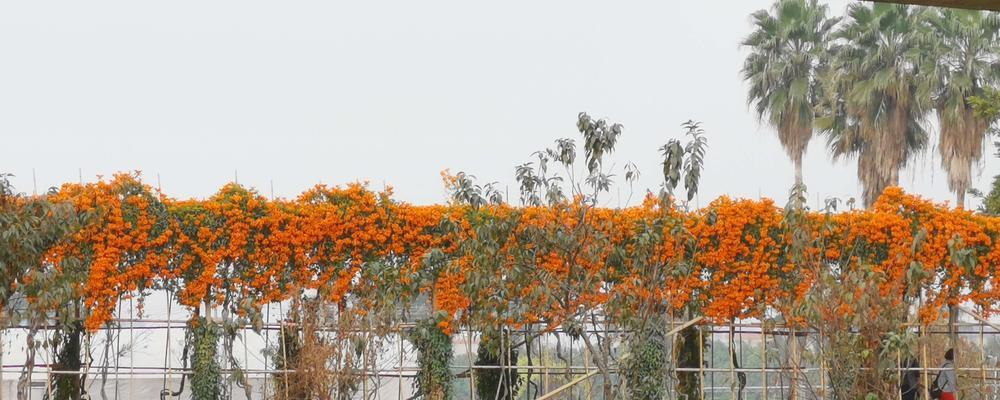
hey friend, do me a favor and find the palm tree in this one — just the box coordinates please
[925,9,1000,208]
[741,0,839,187]
[818,4,935,207]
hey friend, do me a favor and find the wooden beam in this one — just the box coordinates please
[535,370,599,400]
[868,0,1000,11]
[666,316,704,337]
[959,307,1000,333]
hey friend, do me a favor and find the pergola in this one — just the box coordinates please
[870,0,1000,10]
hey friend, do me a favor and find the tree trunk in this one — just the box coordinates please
[17,324,38,400]
[956,189,966,210]
[794,155,804,188]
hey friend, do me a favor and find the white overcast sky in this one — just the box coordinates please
[2,0,996,208]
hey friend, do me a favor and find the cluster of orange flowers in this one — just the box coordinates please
[23,174,1000,332]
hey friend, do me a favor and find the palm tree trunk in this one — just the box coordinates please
[794,155,804,187]
[956,189,966,210]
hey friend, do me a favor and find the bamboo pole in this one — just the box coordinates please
[364,323,370,400]
[922,324,931,400]
[728,323,736,400]
[397,328,403,400]
[699,326,705,400]
[534,370,598,400]
[164,293,173,396]
[129,298,135,400]
[668,316,676,400]
[761,326,767,400]
[789,326,798,400]
[1,322,4,400]
[667,317,704,337]
[981,312,987,398]
[279,302,289,400]
[541,335,548,397]
[818,326,825,400]
[583,340,591,400]
[263,304,270,400]
[897,351,903,400]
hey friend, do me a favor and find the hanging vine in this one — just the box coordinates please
[51,320,85,400]
[190,318,223,400]
[474,328,521,400]
[622,319,668,400]
[409,317,454,400]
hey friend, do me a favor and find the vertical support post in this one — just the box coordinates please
[465,328,473,400]
[698,327,705,400]
[667,317,675,400]
[363,327,369,400]
[818,326,826,400]
[1,323,5,400]
[921,324,930,400]
[263,304,270,400]
[114,300,122,400]
[982,310,987,398]
[789,326,798,400]
[398,327,403,400]
[949,304,959,397]
[728,323,736,400]
[542,333,549,397]
[129,298,135,400]
[164,293,173,396]
[279,302,289,400]
[761,325,768,400]
[583,340,591,400]
[897,351,903,400]
[242,324,248,400]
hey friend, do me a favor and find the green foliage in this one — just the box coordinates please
[0,173,80,312]
[674,325,707,399]
[622,320,668,400]
[741,0,838,185]
[190,318,223,400]
[51,321,84,400]
[269,320,310,400]
[474,328,521,400]
[409,318,454,400]
[978,175,1000,216]
[577,112,623,179]
[818,3,935,206]
[661,121,709,203]
[970,88,1000,123]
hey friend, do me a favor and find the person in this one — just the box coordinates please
[900,357,920,400]
[936,348,957,400]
